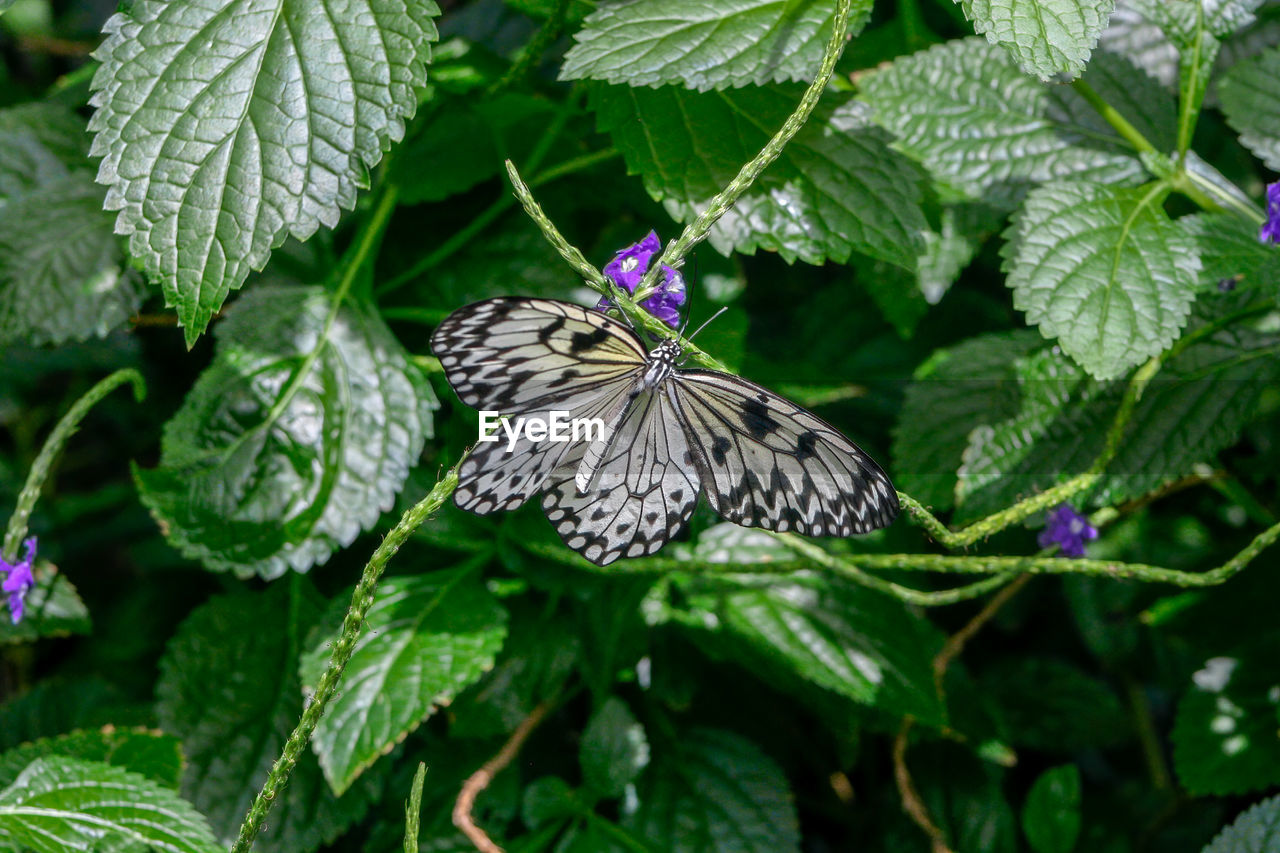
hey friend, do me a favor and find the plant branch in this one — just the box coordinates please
[3,369,146,562]
[893,717,953,853]
[1070,78,1158,157]
[230,456,467,853]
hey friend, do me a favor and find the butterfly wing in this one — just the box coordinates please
[542,388,700,566]
[671,370,898,536]
[431,297,648,412]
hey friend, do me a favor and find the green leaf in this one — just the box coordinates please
[1202,794,1280,853]
[521,776,581,828]
[1099,4,1180,89]
[892,330,1047,511]
[156,583,381,848]
[299,569,508,795]
[0,563,90,645]
[0,678,137,753]
[1137,0,1267,44]
[625,728,800,853]
[860,40,1171,206]
[0,728,183,791]
[135,285,437,578]
[958,0,1116,80]
[0,104,140,348]
[1021,764,1082,853]
[560,0,872,91]
[592,84,927,268]
[1218,44,1280,171]
[0,756,219,853]
[981,658,1130,752]
[88,0,441,346]
[580,697,649,800]
[1186,212,1280,294]
[655,525,946,726]
[1173,637,1280,797]
[1002,181,1199,380]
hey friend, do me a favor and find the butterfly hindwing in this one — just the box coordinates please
[542,388,699,566]
[670,370,899,536]
[431,298,648,412]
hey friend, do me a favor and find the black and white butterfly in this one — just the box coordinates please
[431,297,898,565]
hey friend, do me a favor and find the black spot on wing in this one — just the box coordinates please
[538,316,566,342]
[570,327,611,352]
[796,430,819,460]
[740,396,781,440]
[711,435,732,466]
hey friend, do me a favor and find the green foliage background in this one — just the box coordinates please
[2,0,1280,850]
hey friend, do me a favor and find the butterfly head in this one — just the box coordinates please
[643,338,683,388]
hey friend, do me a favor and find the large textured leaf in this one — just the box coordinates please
[0,729,183,791]
[1202,794,1280,853]
[299,569,508,795]
[1186,212,1280,294]
[624,728,800,853]
[0,104,140,347]
[655,525,946,726]
[592,85,927,268]
[1098,1,1179,88]
[156,584,381,849]
[1002,181,1199,379]
[1218,45,1280,171]
[88,0,440,346]
[0,757,218,853]
[891,330,1047,511]
[135,285,437,579]
[561,0,872,91]
[1173,638,1280,797]
[860,40,1172,205]
[580,697,649,800]
[959,0,1116,80]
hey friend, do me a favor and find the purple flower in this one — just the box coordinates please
[595,231,687,327]
[1037,505,1097,558]
[1261,182,1280,245]
[1,537,36,624]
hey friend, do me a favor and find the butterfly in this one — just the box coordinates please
[431,297,898,565]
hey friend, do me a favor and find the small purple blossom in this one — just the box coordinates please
[1,537,36,624]
[1037,505,1097,558]
[595,231,687,327]
[1261,182,1280,245]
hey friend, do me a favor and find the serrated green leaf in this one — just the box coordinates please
[1173,638,1280,797]
[561,0,872,91]
[0,104,141,348]
[156,584,381,848]
[1187,212,1280,293]
[1136,0,1266,44]
[625,728,800,853]
[580,697,649,800]
[88,0,441,346]
[655,525,946,725]
[982,658,1129,751]
[959,0,1115,80]
[892,330,1047,511]
[1002,181,1199,379]
[135,285,437,578]
[0,729,183,791]
[0,756,218,853]
[860,40,1171,206]
[299,569,508,795]
[0,563,90,645]
[1099,3,1180,88]
[1218,45,1280,171]
[1021,764,1082,853]
[0,678,138,753]
[592,84,927,267]
[1202,794,1280,853]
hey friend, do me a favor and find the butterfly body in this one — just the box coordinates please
[432,297,898,565]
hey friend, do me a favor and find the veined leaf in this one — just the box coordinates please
[1185,212,1280,294]
[0,104,141,348]
[88,0,441,346]
[1202,794,1280,853]
[624,728,800,853]
[958,0,1116,81]
[156,583,381,848]
[1135,0,1267,45]
[1218,44,1280,171]
[592,84,927,268]
[0,729,183,790]
[860,40,1171,206]
[580,697,649,800]
[1002,181,1199,380]
[0,563,90,645]
[135,285,437,579]
[561,0,873,91]
[0,757,219,853]
[299,569,508,795]
[1099,1,1180,88]
[1021,765,1082,853]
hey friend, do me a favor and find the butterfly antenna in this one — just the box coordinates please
[684,306,728,343]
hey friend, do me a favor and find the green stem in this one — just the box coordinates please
[3,369,146,562]
[230,456,467,853]
[634,0,855,302]
[1071,78,1158,157]
[486,0,571,95]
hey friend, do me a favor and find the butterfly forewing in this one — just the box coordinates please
[670,371,899,536]
[542,389,699,566]
[431,298,648,412]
